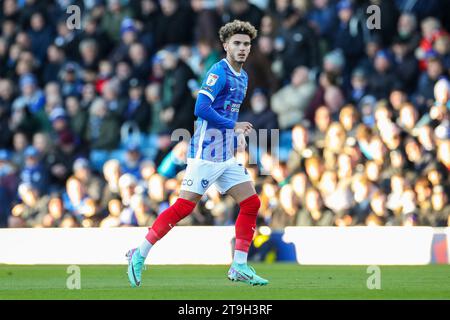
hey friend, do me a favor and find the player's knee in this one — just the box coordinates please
[239,194,260,215]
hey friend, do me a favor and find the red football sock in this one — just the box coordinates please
[145,198,196,245]
[235,194,261,252]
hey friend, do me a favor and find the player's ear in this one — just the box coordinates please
[223,41,228,52]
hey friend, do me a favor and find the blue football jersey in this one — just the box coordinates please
[188,58,248,162]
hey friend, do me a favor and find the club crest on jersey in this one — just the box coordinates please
[206,73,219,86]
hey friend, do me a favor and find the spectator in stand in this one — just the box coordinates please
[369,50,398,99]
[123,78,151,134]
[101,0,134,44]
[12,73,45,115]
[396,13,421,55]
[271,66,316,130]
[226,0,264,30]
[10,182,49,227]
[159,48,196,133]
[416,17,445,71]
[415,53,445,108]
[333,0,365,75]
[239,88,278,132]
[73,158,103,203]
[20,146,49,195]
[85,97,120,151]
[307,0,338,52]
[275,4,319,82]
[121,143,144,179]
[41,194,71,228]
[0,150,19,227]
[391,36,420,94]
[155,0,195,48]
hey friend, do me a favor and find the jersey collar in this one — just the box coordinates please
[222,58,241,77]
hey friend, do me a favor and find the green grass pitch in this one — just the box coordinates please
[1,264,450,300]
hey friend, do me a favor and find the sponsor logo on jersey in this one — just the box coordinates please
[224,102,241,113]
[202,86,213,92]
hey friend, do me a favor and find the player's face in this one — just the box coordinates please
[224,34,251,64]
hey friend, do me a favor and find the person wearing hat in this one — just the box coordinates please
[59,62,83,98]
[49,107,68,132]
[323,49,346,76]
[47,106,81,161]
[333,0,365,74]
[19,145,49,195]
[12,73,45,114]
[121,142,144,179]
[45,129,80,189]
[123,78,151,133]
[101,0,133,43]
[348,67,369,105]
[109,17,139,64]
[368,49,399,99]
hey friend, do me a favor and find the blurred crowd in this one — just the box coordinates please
[0,0,449,229]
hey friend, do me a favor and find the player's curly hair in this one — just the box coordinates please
[219,20,258,43]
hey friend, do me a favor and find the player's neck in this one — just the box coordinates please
[225,56,242,74]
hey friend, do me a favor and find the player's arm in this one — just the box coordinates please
[195,66,252,132]
[194,94,235,129]
[194,96,253,132]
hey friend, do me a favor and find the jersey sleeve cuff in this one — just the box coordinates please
[198,90,215,102]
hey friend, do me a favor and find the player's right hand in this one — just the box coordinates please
[234,121,253,135]
[236,133,247,152]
